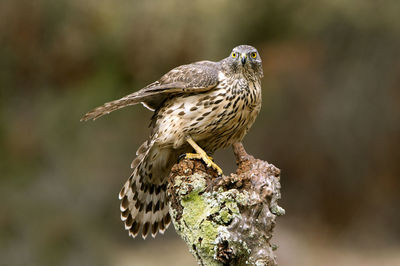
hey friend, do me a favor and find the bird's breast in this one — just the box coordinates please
[153,78,261,151]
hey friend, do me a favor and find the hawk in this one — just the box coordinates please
[81,45,264,239]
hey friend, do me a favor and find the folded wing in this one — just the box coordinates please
[81,60,220,121]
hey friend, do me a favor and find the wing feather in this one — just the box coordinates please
[81,60,220,121]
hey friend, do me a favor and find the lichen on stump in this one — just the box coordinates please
[167,143,285,266]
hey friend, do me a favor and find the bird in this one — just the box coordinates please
[81,45,264,239]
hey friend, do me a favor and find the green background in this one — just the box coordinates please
[1,0,399,265]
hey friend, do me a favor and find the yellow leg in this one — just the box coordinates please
[185,136,223,176]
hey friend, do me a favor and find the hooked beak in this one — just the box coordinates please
[240,53,247,65]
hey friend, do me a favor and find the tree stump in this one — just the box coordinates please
[168,143,285,266]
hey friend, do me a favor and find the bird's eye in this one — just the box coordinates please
[251,52,257,58]
[232,52,237,58]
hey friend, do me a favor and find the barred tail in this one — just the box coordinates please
[118,141,172,239]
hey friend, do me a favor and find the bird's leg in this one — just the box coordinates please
[185,136,223,176]
[232,142,254,166]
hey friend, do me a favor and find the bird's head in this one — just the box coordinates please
[225,45,264,79]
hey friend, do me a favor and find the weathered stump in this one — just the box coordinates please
[168,143,285,266]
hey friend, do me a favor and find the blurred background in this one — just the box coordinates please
[1,0,399,265]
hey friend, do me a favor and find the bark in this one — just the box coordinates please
[167,143,285,266]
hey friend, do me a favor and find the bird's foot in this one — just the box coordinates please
[183,152,223,176]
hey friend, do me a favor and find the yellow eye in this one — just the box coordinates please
[232,52,237,58]
[251,52,257,58]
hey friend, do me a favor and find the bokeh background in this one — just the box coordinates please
[1,0,400,265]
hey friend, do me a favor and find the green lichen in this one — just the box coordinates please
[198,220,219,255]
[169,158,282,266]
[219,207,232,224]
[172,174,222,264]
[171,166,282,265]
[271,205,285,216]
[178,187,251,265]
[175,173,206,197]
[212,193,240,225]
[171,174,254,265]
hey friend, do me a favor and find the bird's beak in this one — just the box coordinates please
[241,53,247,65]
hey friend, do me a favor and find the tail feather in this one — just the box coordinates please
[119,142,173,239]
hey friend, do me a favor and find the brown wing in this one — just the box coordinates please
[80,60,220,121]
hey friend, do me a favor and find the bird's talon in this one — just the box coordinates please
[178,153,188,162]
[183,153,202,160]
[181,152,223,175]
[204,157,223,176]
[185,136,224,175]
